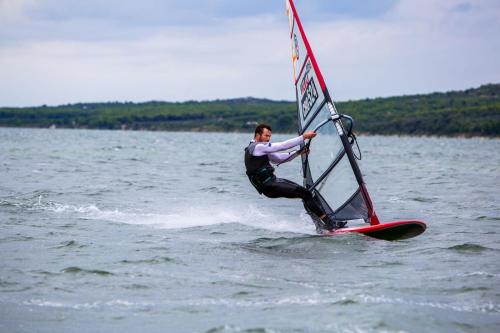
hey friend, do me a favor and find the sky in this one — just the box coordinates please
[1,0,499,107]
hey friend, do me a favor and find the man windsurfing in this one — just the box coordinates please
[244,123,347,230]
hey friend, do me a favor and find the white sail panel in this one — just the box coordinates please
[286,1,309,83]
[295,59,326,131]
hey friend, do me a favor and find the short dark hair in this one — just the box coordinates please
[254,123,272,136]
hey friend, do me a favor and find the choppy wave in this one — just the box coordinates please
[430,271,500,280]
[120,256,175,265]
[24,292,499,315]
[475,215,500,221]
[61,266,114,276]
[24,298,150,310]
[446,243,496,253]
[359,294,500,313]
[22,294,339,311]
[52,240,86,249]
[240,234,349,259]
[204,326,270,333]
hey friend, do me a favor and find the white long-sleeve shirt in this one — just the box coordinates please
[251,135,304,164]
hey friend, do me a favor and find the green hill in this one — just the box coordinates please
[1,84,499,137]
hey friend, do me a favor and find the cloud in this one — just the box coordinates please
[0,12,293,106]
[0,0,499,106]
[0,0,35,18]
[306,0,500,100]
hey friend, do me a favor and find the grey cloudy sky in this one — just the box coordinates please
[1,0,499,106]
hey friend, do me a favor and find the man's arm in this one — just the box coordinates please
[253,136,304,156]
[268,150,300,164]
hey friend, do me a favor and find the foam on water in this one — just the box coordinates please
[36,197,315,234]
[359,294,500,314]
[24,298,151,310]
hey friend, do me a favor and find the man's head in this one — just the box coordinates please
[254,123,272,142]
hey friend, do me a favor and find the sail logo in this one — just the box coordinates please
[293,34,300,61]
[300,64,318,119]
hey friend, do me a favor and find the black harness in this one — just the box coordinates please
[244,142,275,193]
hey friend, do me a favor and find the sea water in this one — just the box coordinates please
[0,128,499,333]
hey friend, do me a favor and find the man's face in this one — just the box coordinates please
[255,128,272,142]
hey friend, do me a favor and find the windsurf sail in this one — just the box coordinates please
[285,0,380,226]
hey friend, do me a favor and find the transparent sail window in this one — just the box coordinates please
[302,106,343,182]
[315,155,359,212]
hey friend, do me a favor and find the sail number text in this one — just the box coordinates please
[300,74,319,119]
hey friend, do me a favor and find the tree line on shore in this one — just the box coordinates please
[0,83,498,137]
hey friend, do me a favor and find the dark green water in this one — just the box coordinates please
[1,128,499,332]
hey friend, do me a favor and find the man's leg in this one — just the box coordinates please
[261,178,325,218]
[261,178,347,230]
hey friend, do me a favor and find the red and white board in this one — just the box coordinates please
[322,220,426,240]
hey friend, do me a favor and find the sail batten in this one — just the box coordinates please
[285,0,379,226]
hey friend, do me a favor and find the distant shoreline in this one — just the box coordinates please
[2,126,499,140]
[1,84,498,137]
